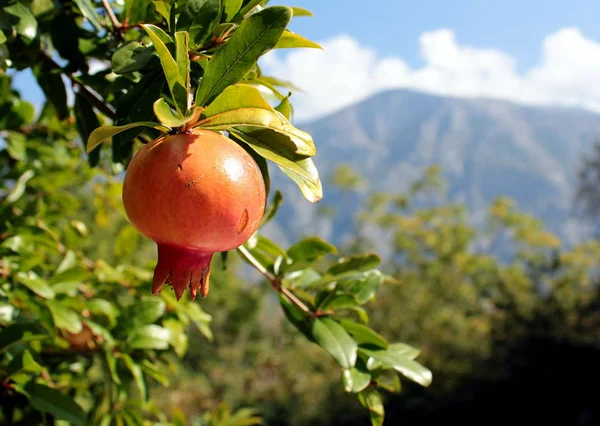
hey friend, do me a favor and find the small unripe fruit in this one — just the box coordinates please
[122,129,266,300]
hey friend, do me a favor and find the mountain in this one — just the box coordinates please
[262,89,600,251]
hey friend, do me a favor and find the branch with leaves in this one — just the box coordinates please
[0,1,431,425]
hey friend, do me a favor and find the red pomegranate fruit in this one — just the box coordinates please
[122,129,266,300]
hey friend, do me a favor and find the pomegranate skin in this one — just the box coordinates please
[122,129,266,300]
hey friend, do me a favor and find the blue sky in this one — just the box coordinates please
[277,0,600,71]
[12,0,600,122]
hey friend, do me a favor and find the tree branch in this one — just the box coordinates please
[101,0,123,37]
[237,245,315,318]
[39,52,117,120]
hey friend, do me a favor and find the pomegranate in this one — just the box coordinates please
[122,129,266,300]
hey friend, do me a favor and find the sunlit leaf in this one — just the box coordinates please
[311,317,357,368]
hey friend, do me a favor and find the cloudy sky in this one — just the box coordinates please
[266,0,600,122]
[12,0,600,123]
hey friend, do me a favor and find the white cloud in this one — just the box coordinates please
[261,28,600,122]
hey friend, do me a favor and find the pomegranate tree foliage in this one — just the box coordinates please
[0,1,431,425]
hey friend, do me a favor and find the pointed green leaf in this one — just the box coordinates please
[111,40,158,74]
[86,122,168,153]
[124,299,166,330]
[127,325,171,350]
[24,382,87,426]
[203,83,272,115]
[278,294,312,340]
[16,271,54,299]
[224,0,243,21]
[358,387,384,426]
[200,109,315,157]
[343,367,371,393]
[342,270,384,304]
[388,343,421,360]
[260,190,283,226]
[163,317,188,357]
[142,24,187,115]
[287,237,337,262]
[0,29,6,44]
[339,319,388,348]
[278,159,323,203]
[177,0,221,48]
[6,169,34,204]
[311,317,357,368]
[3,3,39,45]
[290,6,313,17]
[328,254,381,275]
[359,347,432,387]
[73,0,103,32]
[120,353,147,401]
[175,31,190,108]
[375,371,401,393]
[237,0,262,17]
[274,29,322,49]
[275,95,292,119]
[196,6,292,106]
[238,138,271,197]
[152,0,173,21]
[47,300,83,334]
[319,292,359,311]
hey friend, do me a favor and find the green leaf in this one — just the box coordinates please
[125,299,166,330]
[0,29,6,44]
[5,169,34,204]
[286,237,337,272]
[274,95,292,119]
[343,271,384,305]
[203,83,271,115]
[5,350,44,380]
[16,271,54,299]
[195,6,292,106]
[3,3,38,45]
[177,0,221,48]
[343,367,371,393]
[152,0,173,22]
[358,387,384,426]
[224,0,243,21]
[290,6,313,17]
[319,292,359,311]
[311,317,357,368]
[74,92,101,166]
[238,138,271,197]
[114,225,140,260]
[105,351,121,385]
[5,131,26,161]
[47,300,83,334]
[127,324,171,350]
[260,190,283,226]
[86,122,168,153]
[34,64,68,120]
[87,299,120,328]
[237,0,262,17]
[142,24,187,115]
[24,382,87,426]
[388,343,421,360]
[140,359,169,385]
[111,40,158,74]
[163,317,188,357]
[175,31,190,107]
[72,0,103,32]
[124,0,156,26]
[328,254,381,275]
[375,371,401,393]
[274,29,322,49]
[278,294,312,340]
[201,110,315,157]
[339,319,388,348]
[119,353,147,401]
[359,347,432,387]
[278,159,323,203]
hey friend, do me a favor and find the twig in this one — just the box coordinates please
[39,52,117,120]
[237,245,315,318]
[101,0,123,36]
